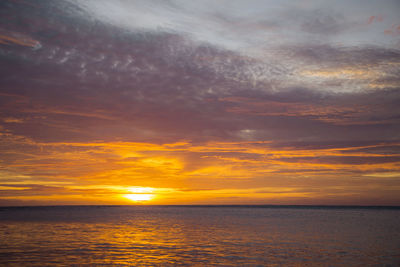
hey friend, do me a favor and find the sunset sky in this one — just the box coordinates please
[1,0,400,205]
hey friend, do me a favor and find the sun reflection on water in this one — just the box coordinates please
[1,207,399,265]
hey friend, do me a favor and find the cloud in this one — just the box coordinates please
[285,44,400,67]
[367,15,383,24]
[1,20,399,147]
[0,0,399,205]
[0,29,41,49]
[63,0,400,53]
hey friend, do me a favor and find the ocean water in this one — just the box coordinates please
[0,206,399,266]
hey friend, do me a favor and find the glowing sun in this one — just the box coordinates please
[124,193,153,202]
[123,187,155,202]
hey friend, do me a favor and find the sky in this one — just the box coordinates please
[0,0,400,205]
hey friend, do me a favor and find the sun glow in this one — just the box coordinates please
[123,193,154,202]
[128,186,154,193]
[123,187,155,202]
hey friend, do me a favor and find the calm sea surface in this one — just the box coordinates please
[0,206,399,266]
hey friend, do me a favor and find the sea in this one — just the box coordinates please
[0,205,399,266]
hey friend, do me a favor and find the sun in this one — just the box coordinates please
[122,187,155,202]
[123,193,154,202]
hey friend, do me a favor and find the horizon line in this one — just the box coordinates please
[1,204,399,209]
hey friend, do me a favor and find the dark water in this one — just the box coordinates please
[0,206,399,266]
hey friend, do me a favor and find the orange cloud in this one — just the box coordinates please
[1,133,399,205]
[0,29,41,49]
[384,24,400,36]
[367,15,383,24]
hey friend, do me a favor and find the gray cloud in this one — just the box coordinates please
[1,4,400,146]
